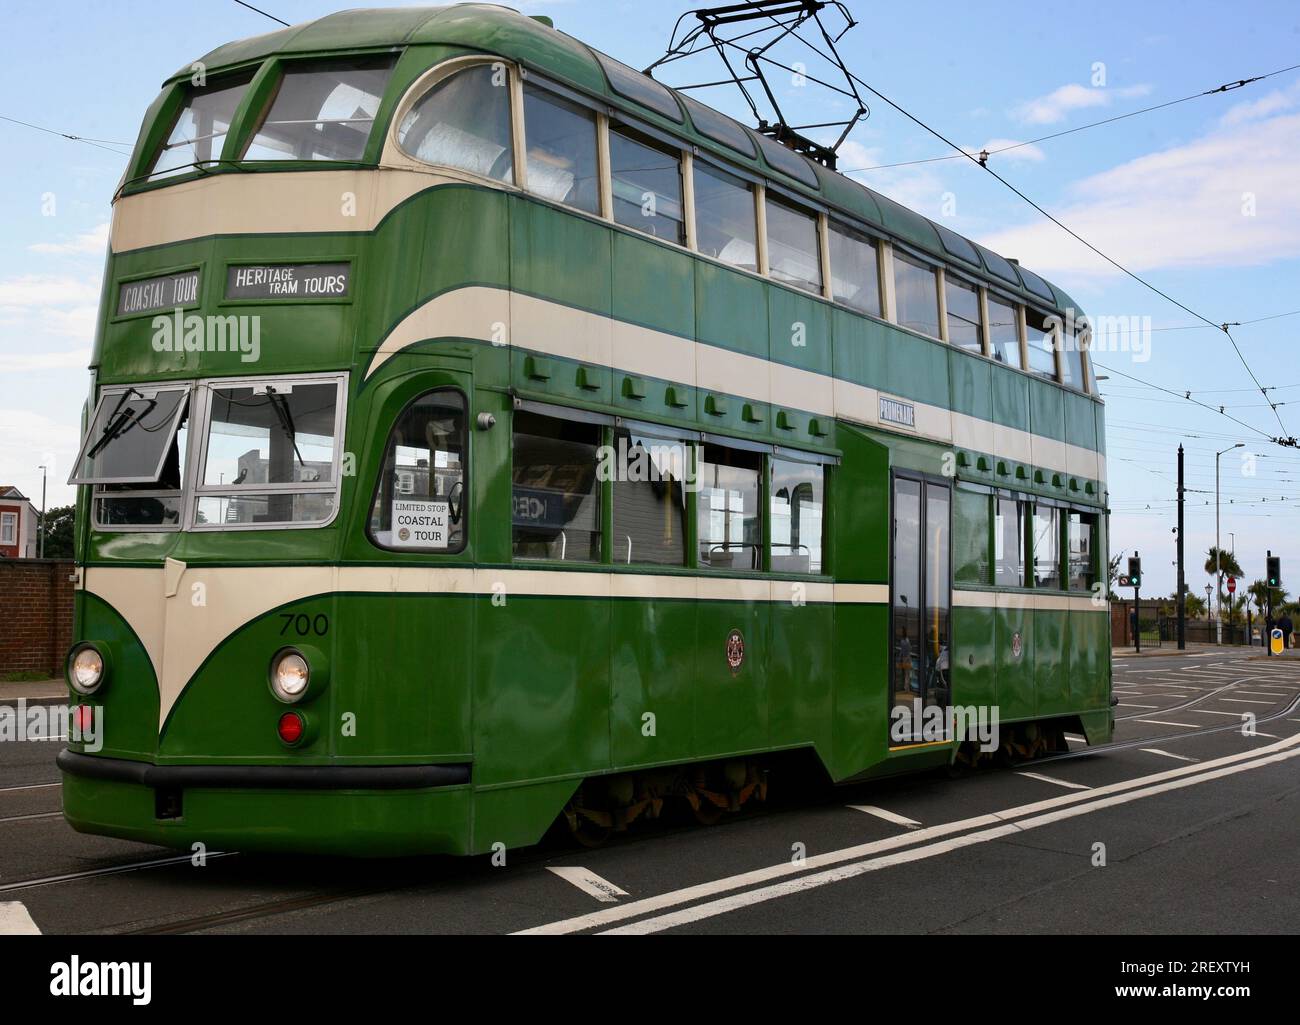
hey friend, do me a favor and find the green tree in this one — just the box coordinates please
[39,504,75,559]
[1183,592,1207,619]
[1247,578,1288,616]
[1204,546,1244,611]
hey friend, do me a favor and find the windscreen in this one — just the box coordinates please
[69,387,189,485]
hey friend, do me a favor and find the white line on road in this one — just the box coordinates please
[0,812,62,825]
[1220,698,1274,705]
[1133,720,1202,728]
[598,741,1300,934]
[1140,749,1199,763]
[547,867,630,903]
[847,805,922,827]
[1186,710,1250,717]
[1016,772,1091,790]
[0,782,60,795]
[0,902,41,935]
[516,733,1300,935]
[1118,703,1160,709]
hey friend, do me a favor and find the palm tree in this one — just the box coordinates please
[1183,593,1207,619]
[1204,546,1244,615]
[1248,578,1289,616]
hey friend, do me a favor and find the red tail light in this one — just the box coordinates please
[277,711,305,746]
[74,705,95,734]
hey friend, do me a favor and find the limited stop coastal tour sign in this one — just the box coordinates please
[392,499,449,549]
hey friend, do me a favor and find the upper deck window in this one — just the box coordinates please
[398,64,514,182]
[765,196,822,294]
[69,385,190,485]
[1025,309,1061,381]
[694,163,757,273]
[988,294,1022,368]
[594,53,683,123]
[893,252,941,340]
[1059,325,1087,391]
[945,276,983,353]
[147,75,253,179]
[523,83,600,214]
[243,58,395,162]
[828,222,881,317]
[609,126,685,245]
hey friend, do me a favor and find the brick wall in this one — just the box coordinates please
[0,559,76,678]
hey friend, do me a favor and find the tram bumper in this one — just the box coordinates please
[57,750,474,857]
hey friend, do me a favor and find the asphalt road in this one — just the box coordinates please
[2,646,1298,935]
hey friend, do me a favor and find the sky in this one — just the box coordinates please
[1,0,1299,600]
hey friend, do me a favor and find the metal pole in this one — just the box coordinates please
[1177,445,1186,650]
[1215,451,1221,646]
[1134,550,1141,655]
[38,464,47,559]
[1267,548,1273,657]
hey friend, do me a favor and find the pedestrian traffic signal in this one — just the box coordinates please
[1267,556,1281,588]
[1127,556,1141,587]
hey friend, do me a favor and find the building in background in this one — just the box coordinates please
[0,486,39,558]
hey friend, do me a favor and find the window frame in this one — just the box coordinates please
[188,371,349,532]
[0,512,16,545]
[606,119,688,247]
[764,191,824,296]
[891,247,943,341]
[519,72,606,217]
[70,382,193,488]
[366,386,469,556]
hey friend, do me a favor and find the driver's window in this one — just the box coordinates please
[368,390,467,553]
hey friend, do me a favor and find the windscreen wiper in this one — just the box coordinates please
[85,388,156,461]
[265,386,306,470]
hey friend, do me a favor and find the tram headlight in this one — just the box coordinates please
[67,644,107,695]
[269,649,311,703]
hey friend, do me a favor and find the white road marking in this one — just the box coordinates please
[1220,698,1274,705]
[0,902,41,935]
[1016,772,1091,790]
[1118,703,1160,709]
[519,735,1300,936]
[1133,719,1202,728]
[547,867,630,903]
[597,740,1300,934]
[0,812,62,825]
[0,852,234,894]
[0,782,60,795]
[1187,710,1252,717]
[1140,749,1199,763]
[847,805,922,827]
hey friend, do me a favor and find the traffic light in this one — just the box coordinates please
[1267,556,1281,589]
[1127,556,1141,588]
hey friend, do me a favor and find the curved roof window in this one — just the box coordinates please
[148,74,253,178]
[975,243,1021,287]
[752,131,819,189]
[934,223,980,267]
[594,53,683,123]
[681,95,755,157]
[1016,264,1058,305]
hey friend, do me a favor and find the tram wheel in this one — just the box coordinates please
[685,766,728,826]
[563,790,613,848]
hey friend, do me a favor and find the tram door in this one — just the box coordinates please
[889,477,951,743]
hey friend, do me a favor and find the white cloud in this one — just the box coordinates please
[1014,83,1151,125]
[972,139,1046,164]
[0,348,90,373]
[1218,79,1300,128]
[0,274,102,309]
[978,107,1300,278]
[28,222,110,256]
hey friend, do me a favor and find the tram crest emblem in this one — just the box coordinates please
[1011,631,1023,659]
[725,629,746,675]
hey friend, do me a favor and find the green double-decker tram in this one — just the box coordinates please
[59,4,1112,856]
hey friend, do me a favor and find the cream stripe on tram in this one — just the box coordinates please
[363,285,1106,484]
[82,564,889,732]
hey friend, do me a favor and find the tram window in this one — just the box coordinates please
[954,489,991,584]
[1024,309,1061,381]
[523,84,600,214]
[770,459,824,574]
[1032,505,1061,590]
[611,428,688,567]
[70,386,190,485]
[1059,326,1087,391]
[698,444,762,571]
[244,58,394,162]
[197,379,341,526]
[694,163,757,272]
[766,197,822,295]
[609,127,685,245]
[828,222,881,317]
[1067,511,1097,591]
[994,496,1026,587]
[397,65,515,183]
[148,75,253,178]
[945,277,984,353]
[368,391,467,553]
[988,295,1022,368]
[93,420,189,529]
[512,412,602,563]
[893,252,941,339]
